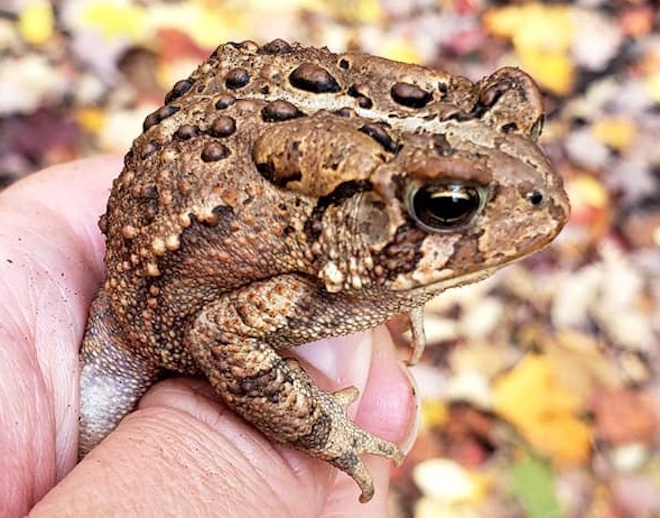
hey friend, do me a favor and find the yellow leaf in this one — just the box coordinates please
[517,48,574,96]
[484,4,575,95]
[592,118,637,151]
[18,2,54,45]
[227,0,316,10]
[144,3,236,50]
[566,174,609,209]
[322,0,384,24]
[420,400,448,430]
[493,355,591,464]
[80,2,147,40]
[382,40,422,65]
[76,107,106,134]
[645,72,660,103]
[485,4,573,49]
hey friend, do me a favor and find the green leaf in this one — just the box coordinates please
[511,451,560,518]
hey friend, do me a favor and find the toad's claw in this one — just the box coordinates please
[328,426,404,503]
[324,387,404,502]
[332,386,359,408]
[406,306,426,365]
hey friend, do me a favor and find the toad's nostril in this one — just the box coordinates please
[527,190,544,206]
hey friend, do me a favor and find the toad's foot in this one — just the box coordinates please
[187,276,404,502]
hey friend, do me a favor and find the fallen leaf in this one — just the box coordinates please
[18,1,54,45]
[511,451,561,518]
[484,4,574,95]
[493,354,592,464]
[591,388,659,445]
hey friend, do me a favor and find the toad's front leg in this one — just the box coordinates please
[187,274,403,503]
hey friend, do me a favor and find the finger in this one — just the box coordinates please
[316,325,419,516]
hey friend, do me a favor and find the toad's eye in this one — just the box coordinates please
[407,183,487,232]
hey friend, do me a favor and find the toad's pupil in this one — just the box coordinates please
[411,184,482,231]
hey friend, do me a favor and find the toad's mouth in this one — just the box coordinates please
[401,243,549,299]
[414,265,499,297]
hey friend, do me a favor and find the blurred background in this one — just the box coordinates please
[1,1,658,516]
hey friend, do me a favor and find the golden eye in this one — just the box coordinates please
[407,183,487,232]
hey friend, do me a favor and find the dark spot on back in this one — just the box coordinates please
[164,79,193,104]
[138,185,160,223]
[143,105,180,131]
[333,107,353,118]
[359,123,399,153]
[173,124,200,140]
[289,63,341,93]
[347,85,373,109]
[261,100,305,122]
[215,94,236,110]
[357,97,373,109]
[140,140,161,159]
[209,204,235,226]
[444,110,475,122]
[225,68,250,90]
[390,82,433,108]
[208,115,237,138]
[143,185,158,199]
[201,143,230,162]
[259,39,294,55]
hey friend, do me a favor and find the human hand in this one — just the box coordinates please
[0,156,418,517]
